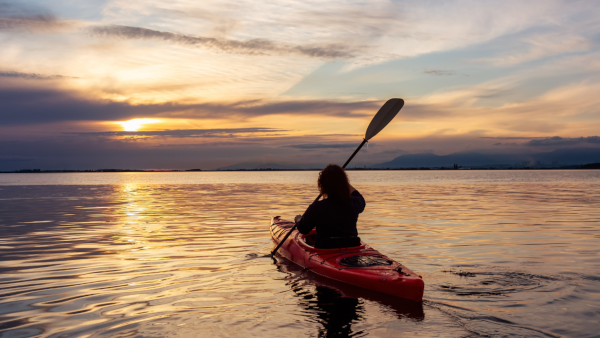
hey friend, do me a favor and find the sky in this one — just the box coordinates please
[1,0,600,170]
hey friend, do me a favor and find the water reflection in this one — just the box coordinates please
[274,255,424,337]
[0,177,598,338]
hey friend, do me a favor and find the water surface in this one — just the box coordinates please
[1,169,599,185]
[0,171,599,337]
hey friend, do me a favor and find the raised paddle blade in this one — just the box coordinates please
[364,98,404,141]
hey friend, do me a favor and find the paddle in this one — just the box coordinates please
[270,98,404,257]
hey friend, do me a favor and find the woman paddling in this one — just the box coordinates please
[294,164,366,249]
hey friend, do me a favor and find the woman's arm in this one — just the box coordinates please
[296,204,317,234]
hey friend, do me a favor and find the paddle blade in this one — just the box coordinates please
[364,98,404,141]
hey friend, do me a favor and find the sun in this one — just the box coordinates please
[117,118,161,131]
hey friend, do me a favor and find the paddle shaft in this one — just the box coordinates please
[270,138,368,256]
[342,139,367,168]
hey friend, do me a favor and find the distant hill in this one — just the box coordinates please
[581,163,600,169]
[216,162,300,170]
[216,162,373,170]
[372,148,600,168]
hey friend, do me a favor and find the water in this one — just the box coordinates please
[1,169,599,185]
[0,171,599,337]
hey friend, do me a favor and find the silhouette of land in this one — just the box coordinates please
[1,163,598,173]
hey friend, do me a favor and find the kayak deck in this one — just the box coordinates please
[270,216,424,302]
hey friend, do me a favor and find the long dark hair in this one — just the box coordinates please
[318,164,351,201]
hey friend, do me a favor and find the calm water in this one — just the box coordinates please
[1,170,600,185]
[0,171,599,337]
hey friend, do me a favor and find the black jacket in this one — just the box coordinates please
[296,190,366,243]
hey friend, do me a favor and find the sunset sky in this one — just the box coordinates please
[1,0,600,169]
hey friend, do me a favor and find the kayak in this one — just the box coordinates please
[274,253,425,319]
[270,216,425,302]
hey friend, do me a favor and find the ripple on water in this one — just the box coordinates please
[0,179,599,337]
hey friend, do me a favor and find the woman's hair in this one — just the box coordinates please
[318,164,351,200]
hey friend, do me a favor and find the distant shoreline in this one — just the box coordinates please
[1,163,599,173]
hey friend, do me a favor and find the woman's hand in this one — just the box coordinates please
[294,214,302,223]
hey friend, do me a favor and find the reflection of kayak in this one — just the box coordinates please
[270,216,425,302]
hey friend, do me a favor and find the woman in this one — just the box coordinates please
[294,164,366,249]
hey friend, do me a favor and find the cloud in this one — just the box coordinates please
[0,14,59,31]
[67,128,287,138]
[96,0,589,66]
[0,135,365,170]
[0,71,78,80]
[423,68,456,76]
[283,5,400,44]
[0,157,32,162]
[526,136,600,146]
[0,87,380,125]
[3,0,600,171]
[88,25,356,58]
[0,2,72,32]
[399,75,600,137]
[374,147,600,168]
[285,143,361,149]
[479,137,539,140]
[391,102,456,122]
[475,33,593,66]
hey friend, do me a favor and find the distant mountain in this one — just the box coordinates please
[372,148,600,168]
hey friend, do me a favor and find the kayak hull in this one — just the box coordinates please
[270,216,424,302]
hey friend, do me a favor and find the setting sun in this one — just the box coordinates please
[117,119,161,132]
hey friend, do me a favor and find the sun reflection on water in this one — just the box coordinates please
[0,178,598,337]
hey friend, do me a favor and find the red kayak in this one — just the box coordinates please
[270,216,425,302]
